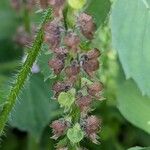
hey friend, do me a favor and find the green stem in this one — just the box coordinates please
[23,0,31,33]
[27,134,40,150]
[0,8,52,135]
[24,7,30,33]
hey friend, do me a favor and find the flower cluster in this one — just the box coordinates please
[44,0,104,149]
[11,0,35,11]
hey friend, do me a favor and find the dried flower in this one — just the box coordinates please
[82,59,99,77]
[45,19,61,49]
[86,48,101,60]
[54,47,68,59]
[39,0,48,9]
[48,57,65,75]
[51,119,69,139]
[64,32,80,51]
[76,95,93,112]
[65,60,80,78]
[11,0,21,11]
[78,13,96,39]
[14,26,37,47]
[52,81,72,97]
[84,115,101,143]
[87,82,103,98]
[48,0,66,17]
[26,0,35,10]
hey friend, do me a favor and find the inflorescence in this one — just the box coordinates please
[44,0,104,149]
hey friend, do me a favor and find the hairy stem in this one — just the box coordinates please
[0,8,51,135]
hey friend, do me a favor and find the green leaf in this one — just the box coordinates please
[58,89,76,108]
[67,123,84,144]
[117,75,150,134]
[128,146,150,150]
[86,0,111,26]
[0,0,18,39]
[9,74,58,140]
[68,0,86,9]
[38,44,56,81]
[111,0,150,96]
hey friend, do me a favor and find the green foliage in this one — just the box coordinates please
[1,0,150,149]
[117,72,150,134]
[0,0,18,40]
[128,146,150,150]
[67,123,84,144]
[38,45,55,81]
[86,0,111,26]
[9,74,58,140]
[58,88,76,108]
[68,0,87,9]
[0,8,52,135]
[111,0,150,96]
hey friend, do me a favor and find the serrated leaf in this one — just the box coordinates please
[86,0,111,26]
[9,74,58,140]
[58,89,76,108]
[117,74,150,134]
[67,123,84,144]
[111,0,150,96]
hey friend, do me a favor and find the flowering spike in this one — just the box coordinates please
[43,1,104,149]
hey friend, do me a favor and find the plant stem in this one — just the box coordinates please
[0,8,52,135]
[27,134,40,150]
[23,0,30,33]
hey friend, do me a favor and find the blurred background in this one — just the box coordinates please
[0,0,150,150]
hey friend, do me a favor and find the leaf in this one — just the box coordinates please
[86,0,111,26]
[9,74,58,140]
[68,0,86,9]
[116,74,150,134]
[128,146,150,150]
[38,45,55,81]
[0,0,18,39]
[67,123,84,144]
[111,0,150,96]
[58,89,76,108]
